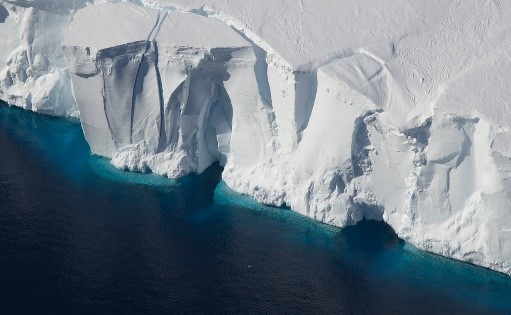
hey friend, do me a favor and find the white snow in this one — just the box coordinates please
[1,0,511,276]
[0,0,85,116]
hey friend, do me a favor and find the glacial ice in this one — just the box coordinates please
[1,0,511,276]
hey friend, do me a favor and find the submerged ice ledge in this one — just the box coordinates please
[1,0,511,277]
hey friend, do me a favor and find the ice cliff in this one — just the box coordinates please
[1,0,511,276]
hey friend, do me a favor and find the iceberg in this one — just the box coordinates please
[1,0,511,276]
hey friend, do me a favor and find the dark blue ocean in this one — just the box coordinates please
[1,103,511,314]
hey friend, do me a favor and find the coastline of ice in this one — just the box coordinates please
[1,0,511,276]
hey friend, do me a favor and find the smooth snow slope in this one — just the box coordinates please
[1,0,511,276]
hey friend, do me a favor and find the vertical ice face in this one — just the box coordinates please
[62,3,271,177]
[266,61,316,152]
[63,4,159,156]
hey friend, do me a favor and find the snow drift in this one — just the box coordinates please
[1,0,511,276]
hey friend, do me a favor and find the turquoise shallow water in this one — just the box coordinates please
[1,103,511,314]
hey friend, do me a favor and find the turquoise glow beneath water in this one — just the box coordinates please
[1,103,511,313]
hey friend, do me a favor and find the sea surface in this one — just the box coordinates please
[1,103,511,314]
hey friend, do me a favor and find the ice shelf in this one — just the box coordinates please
[1,0,511,276]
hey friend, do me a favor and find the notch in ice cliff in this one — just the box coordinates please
[1,0,511,277]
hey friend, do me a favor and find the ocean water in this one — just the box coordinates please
[0,103,511,314]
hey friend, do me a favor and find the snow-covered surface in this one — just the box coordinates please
[1,0,511,276]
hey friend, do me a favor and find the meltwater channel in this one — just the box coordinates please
[1,102,511,314]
